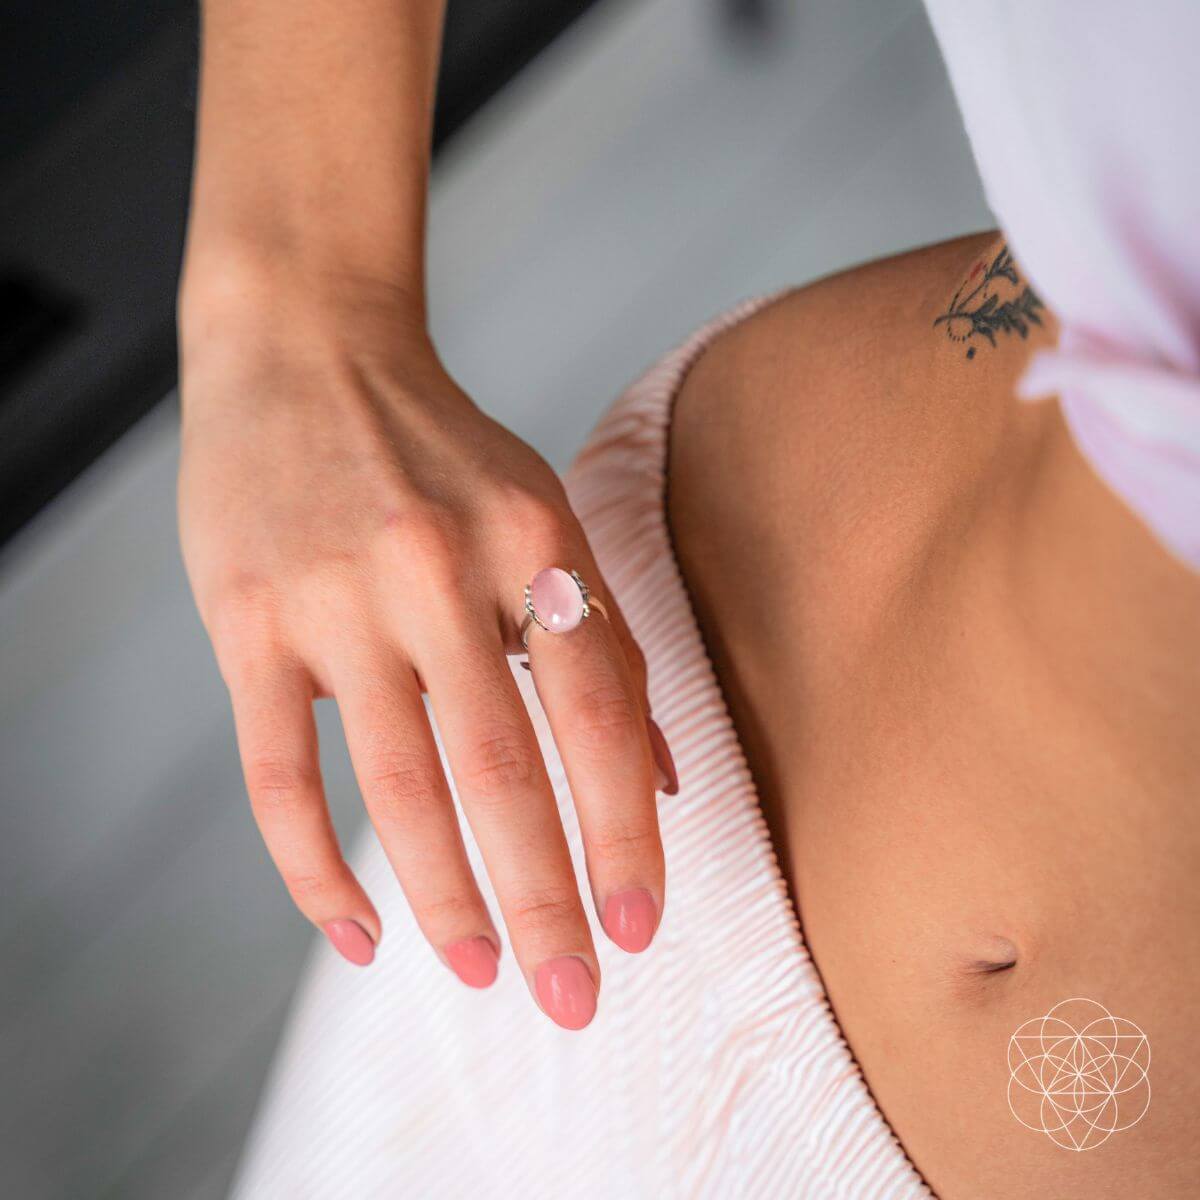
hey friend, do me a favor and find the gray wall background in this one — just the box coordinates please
[0,1,990,1196]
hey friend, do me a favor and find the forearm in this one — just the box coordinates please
[180,0,446,327]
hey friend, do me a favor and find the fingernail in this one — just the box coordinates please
[444,936,500,989]
[322,919,375,967]
[647,718,679,795]
[534,956,597,1030]
[602,888,658,954]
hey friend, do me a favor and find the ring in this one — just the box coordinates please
[520,567,609,650]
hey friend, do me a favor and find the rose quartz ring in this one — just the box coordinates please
[520,567,608,649]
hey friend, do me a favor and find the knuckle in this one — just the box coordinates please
[414,892,483,929]
[587,821,660,868]
[509,886,582,934]
[215,569,276,614]
[207,572,282,649]
[284,871,335,904]
[302,554,364,605]
[571,683,643,753]
[459,724,540,799]
[503,488,571,549]
[245,758,315,812]
[363,751,445,820]
[380,507,466,583]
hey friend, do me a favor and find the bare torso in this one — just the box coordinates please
[667,233,1200,1198]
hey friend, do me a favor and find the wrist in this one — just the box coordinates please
[178,239,433,362]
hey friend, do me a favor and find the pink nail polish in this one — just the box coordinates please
[602,888,658,953]
[445,936,500,989]
[322,919,375,967]
[534,956,597,1030]
[647,718,679,795]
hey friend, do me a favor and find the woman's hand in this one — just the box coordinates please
[178,267,675,1030]
[179,0,674,1032]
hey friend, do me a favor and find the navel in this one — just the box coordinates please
[960,933,1020,976]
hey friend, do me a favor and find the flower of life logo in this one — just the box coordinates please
[1007,997,1151,1151]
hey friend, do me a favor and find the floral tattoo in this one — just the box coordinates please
[933,245,1044,360]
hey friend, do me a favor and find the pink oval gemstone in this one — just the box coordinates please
[529,567,585,633]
